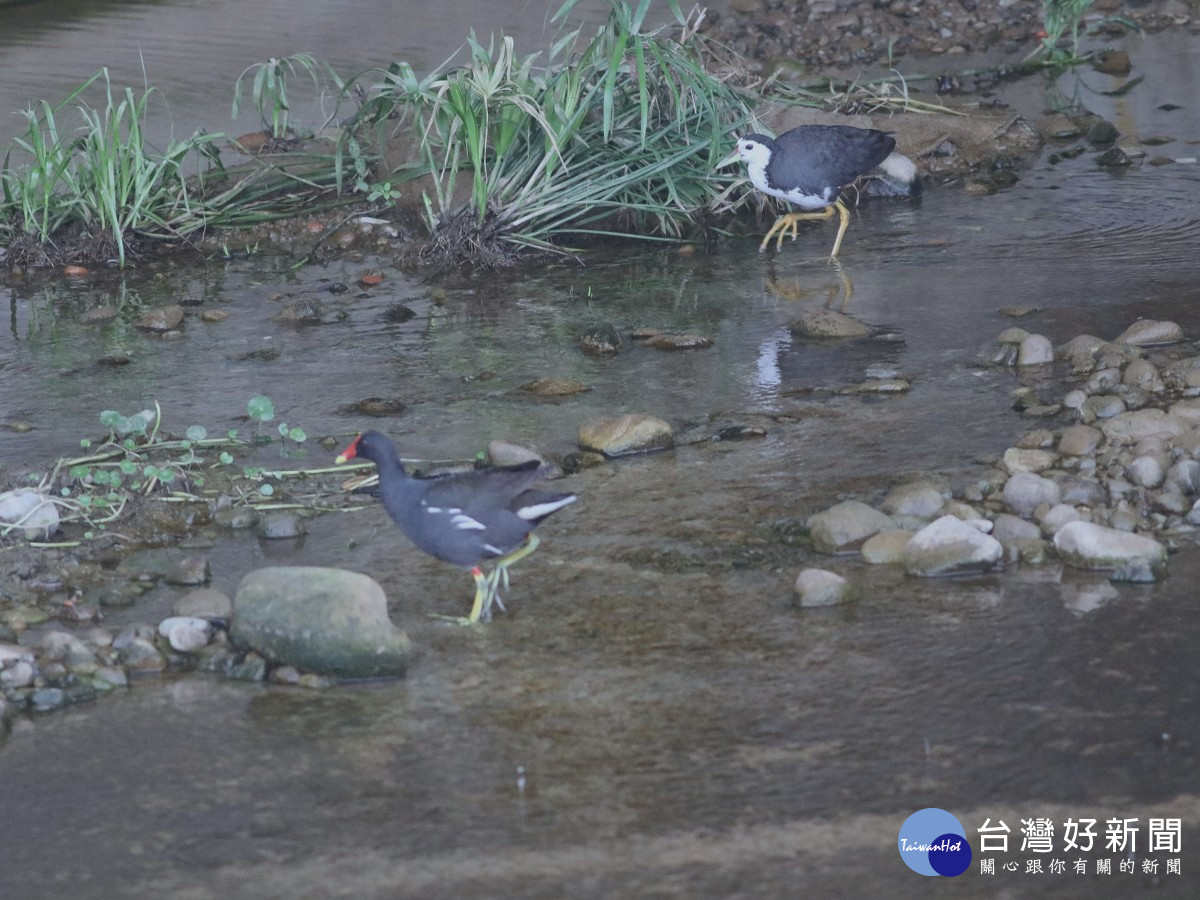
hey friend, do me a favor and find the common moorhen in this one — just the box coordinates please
[335,431,576,622]
[719,124,916,257]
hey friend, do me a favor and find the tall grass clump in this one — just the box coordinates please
[357,0,752,262]
[1,70,225,266]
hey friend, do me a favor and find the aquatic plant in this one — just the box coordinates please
[0,398,334,545]
[356,0,752,262]
[0,68,361,268]
[0,70,225,266]
[232,53,345,142]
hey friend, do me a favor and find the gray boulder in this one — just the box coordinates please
[232,567,410,678]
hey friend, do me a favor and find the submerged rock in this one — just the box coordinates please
[520,377,590,397]
[134,304,185,332]
[789,310,871,339]
[578,414,673,457]
[231,567,410,679]
[1114,319,1184,347]
[793,568,853,606]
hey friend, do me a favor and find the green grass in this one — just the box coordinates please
[354,0,753,260]
[1,1,757,268]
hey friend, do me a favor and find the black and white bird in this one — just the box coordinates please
[336,431,576,623]
[721,124,917,257]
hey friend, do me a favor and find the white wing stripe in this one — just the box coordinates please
[451,513,487,531]
[516,496,577,521]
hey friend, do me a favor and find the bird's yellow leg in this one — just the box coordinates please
[828,198,852,258]
[758,208,837,253]
[469,534,541,623]
[466,566,489,623]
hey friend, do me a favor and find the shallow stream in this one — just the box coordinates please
[2,3,1200,897]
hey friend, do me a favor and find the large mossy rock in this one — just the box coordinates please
[231,567,410,678]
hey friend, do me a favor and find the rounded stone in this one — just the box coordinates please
[860,530,914,565]
[1126,455,1166,489]
[0,488,60,540]
[807,500,896,554]
[1058,424,1102,457]
[1002,472,1062,518]
[158,617,214,653]
[1016,334,1054,366]
[1101,409,1190,445]
[231,567,410,679]
[1114,319,1184,347]
[793,568,853,606]
[173,588,233,619]
[578,414,673,457]
[789,310,871,339]
[259,512,306,539]
[879,481,947,519]
[1002,447,1057,475]
[1053,521,1167,578]
[1039,504,1082,537]
[117,637,167,671]
[1122,358,1163,392]
[904,515,1003,577]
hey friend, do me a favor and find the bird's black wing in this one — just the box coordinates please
[771,126,896,196]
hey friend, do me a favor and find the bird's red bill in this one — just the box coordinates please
[335,434,363,464]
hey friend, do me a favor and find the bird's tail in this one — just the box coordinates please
[870,151,921,197]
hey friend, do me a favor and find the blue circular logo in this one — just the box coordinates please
[898,808,972,876]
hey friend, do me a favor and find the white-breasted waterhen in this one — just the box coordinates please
[721,124,917,257]
[336,432,576,623]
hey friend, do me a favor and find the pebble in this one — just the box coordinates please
[1039,504,1082,537]
[158,617,214,653]
[860,530,914,564]
[134,304,185,332]
[904,515,1003,577]
[0,488,60,539]
[880,481,947,519]
[807,500,896,554]
[117,637,167,671]
[173,588,233,619]
[1126,455,1166,489]
[259,512,306,539]
[793,568,854,606]
[215,506,259,530]
[641,333,714,351]
[1166,460,1200,494]
[486,440,547,469]
[1058,424,1102,457]
[520,377,590,397]
[1002,448,1057,474]
[1082,395,1126,420]
[1002,472,1061,518]
[578,322,622,356]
